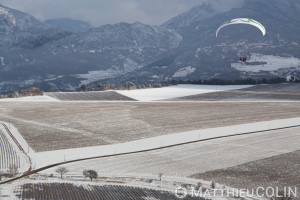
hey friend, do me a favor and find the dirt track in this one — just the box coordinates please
[0,102,300,152]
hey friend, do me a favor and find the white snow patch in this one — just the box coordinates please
[44,75,64,81]
[0,184,18,200]
[76,69,118,84]
[232,54,300,72]
[0,56,5,66]
[117,84,252,101]
[123,58,141,72]
[76,58,142,85]
[0,7,16,26]
[0,79,35,88]
[0,95,60,102]
[195,48,201,58]
[173,66,196,78]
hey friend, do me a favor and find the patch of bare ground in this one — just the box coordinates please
[0,102,300,152]
[191,150,300,198]
[46,91,135,101]
[173,83,300,101]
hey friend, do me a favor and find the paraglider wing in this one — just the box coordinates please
[216,18,266,37]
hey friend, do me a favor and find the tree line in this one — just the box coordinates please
[79,82,166,92]
[0,76,298,96]
[78,76,296,92]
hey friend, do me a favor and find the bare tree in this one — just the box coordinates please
[158,172,163,181]
[196,182,202,190]
[83,170,98,181]
[7,165,18,178]
[80,84,87,92]
[98,84,104,91]
[211,181,216,189]
[56,167,69,179]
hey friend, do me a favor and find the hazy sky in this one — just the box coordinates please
[0,0,206,27]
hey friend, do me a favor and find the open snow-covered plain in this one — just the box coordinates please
[116,84,252,101]
[0,84,252,102]
[0,95,59,102]
[35,117,300,169]
[57,126,300,178]
[1,84,300,199]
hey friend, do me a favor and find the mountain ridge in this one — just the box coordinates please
[0,0,299,93]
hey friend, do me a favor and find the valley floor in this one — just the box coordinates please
[0,84,299,199]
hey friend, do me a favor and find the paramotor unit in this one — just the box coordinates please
[240,56,247,64]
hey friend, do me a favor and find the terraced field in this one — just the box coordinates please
[0,128,21,170]
[14,183,200,200]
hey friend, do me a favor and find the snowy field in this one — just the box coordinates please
[116,84,252,101]
[193,150,300,198]
[34,117,300,169]
[52,126,300,178]
[0,123,31,173]
[0,84,252,102]
[231,53,300,72]
[1,101,300,152]
[0,95,59,102]
[175,83,300,101]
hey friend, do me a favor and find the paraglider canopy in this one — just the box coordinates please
[216,18,266,37]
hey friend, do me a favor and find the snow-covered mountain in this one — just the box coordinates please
[163,0,244,31]
[0,6,16,32]
[0,0,299,92]
[126,0,300,83]
[0,5,181,92]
